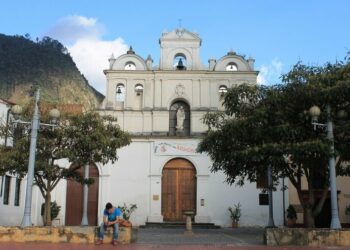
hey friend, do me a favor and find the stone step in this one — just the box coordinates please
[141,222,220,229]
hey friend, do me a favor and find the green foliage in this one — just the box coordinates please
[0,33,103,108]
[286,205,297,220]
[63,112,131,166]
[198,57,350,227]
[228,203,241,222]
[0,112,130,225]
[117,203,137,220]
[41,201,61,220]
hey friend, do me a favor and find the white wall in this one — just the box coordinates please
[103,142,152,225]
[206,170,286,227]
[0,101,27,226]
[52,138,285,227]
[1,138,286,227]
[0,101,10,145]
[0,175,26,226]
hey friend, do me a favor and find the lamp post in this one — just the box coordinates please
[309,104,342,229]
[21,89,40,227]
[267,165,276,228]
[11,89,60,227]
[81,163,90,226]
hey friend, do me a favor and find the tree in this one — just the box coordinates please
[198,58,350,227]
[61,112,131,225]
[0,111,130,226]
[63,112,131,166]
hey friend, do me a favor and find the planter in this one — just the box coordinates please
[120,220,132,227]
[231,221,238,228]
[287,218,297,227]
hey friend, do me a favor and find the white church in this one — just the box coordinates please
[94,27,285,227]
[0,28,286,227]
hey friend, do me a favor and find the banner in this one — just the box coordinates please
[154,141,199,156]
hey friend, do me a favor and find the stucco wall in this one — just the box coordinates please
[0,102,25,226]
[48,139,286,227]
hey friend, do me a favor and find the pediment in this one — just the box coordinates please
[161,28,201,41]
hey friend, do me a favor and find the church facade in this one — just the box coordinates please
[90,28,286,227]
[0,28,286,227]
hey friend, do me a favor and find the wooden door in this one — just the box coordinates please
[162,158,196,221]
[65,164,99,226]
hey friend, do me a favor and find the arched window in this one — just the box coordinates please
[226,62,238,71]
[124,61,136,70]
[116,84,125,102]
[134,84,144,96]
[169,101,190,136]
[218,85,228,96]
[173,54,187,70]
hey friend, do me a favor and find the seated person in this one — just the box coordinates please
[95,202,122,245]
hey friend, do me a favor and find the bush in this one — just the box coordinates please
[41,201,61,220]
[117,203,137,220]
[228,203,241,222]
[286,205,297,220]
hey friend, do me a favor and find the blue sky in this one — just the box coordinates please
[0,0,349,94]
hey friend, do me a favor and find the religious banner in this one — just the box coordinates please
[154,141,199,156]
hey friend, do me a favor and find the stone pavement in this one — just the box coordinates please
[0,227,348,249]
[137,228,264,246]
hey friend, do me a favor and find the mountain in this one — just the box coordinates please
[0,34,104,110]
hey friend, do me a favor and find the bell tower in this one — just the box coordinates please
[159,28,204,70]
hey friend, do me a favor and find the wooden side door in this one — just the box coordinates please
[162,158,196,221]
[65,164,99,226]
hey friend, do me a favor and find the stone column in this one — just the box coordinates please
[105,75,114,109]
[192,79,200,109]
[200,80,210,108]
[144,79,154,110]
[195,175,210,223]
[147,175,163,222]
[124,80,134,110]
[154,79,162,108]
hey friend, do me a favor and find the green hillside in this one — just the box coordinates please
[0,34,104,109]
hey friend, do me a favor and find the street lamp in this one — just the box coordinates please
[309,104,342,229]
[11,89,60,227]
[267,165,276,228]
[81,163,90,226]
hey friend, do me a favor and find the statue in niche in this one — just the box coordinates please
[176,106,185,131]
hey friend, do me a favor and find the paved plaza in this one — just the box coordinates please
[137,228,264,246]
[0,227,349,250]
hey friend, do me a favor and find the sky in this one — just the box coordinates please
[0,0,349,94]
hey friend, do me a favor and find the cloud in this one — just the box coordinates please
[46,15,104,45]
[257,59,283,85]
[46,15,128,94]
[68,38,128,94]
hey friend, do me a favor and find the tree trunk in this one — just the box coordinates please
[294,177,316,228]
[43,190,52,226]
[303,205,315,228]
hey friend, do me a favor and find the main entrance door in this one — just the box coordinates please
[65,164,99,226]
[162,158,196,221]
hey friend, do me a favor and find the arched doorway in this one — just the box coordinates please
[65,164,99,226]
[162,158,196,221]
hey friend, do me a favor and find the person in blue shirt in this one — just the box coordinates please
[96,202,122,245]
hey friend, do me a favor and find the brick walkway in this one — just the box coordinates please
[0,227,348,249]
[0,243,348,250]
